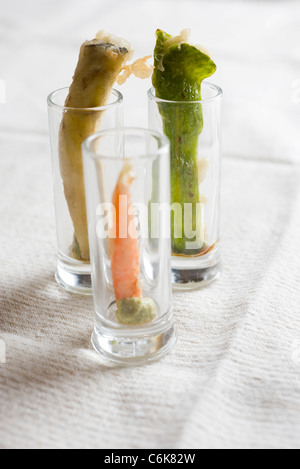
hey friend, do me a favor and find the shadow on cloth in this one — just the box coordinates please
[0,272,158,377]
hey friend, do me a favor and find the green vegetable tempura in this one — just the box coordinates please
[152,29,216,255]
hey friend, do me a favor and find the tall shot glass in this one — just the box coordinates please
[47,88,123,294]
[82,128,177,363]
[148,82,223,290]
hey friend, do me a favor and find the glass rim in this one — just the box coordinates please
[147,81,223,104]
[82,127,170,162]
[47,87,123,112]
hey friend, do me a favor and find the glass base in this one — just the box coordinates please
[171,264,221,290]
[171,247,221,291]
[55,261,93,295]
[91,322,177,365]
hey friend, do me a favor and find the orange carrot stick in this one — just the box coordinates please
[111,163,142,301]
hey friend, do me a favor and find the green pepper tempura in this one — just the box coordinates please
[152,29,216,255]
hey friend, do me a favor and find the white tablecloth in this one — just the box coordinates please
[1,0,300,449]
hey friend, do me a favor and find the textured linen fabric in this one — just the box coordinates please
[1,0,300,449]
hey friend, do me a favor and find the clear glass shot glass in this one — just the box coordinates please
[82,128,177,364]
[47,88,123,294]
[148,82,223,290]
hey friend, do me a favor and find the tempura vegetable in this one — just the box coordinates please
[152,29,216,255]
[110,163,156,325]
[111,163,142,302]
[59,31,133,261]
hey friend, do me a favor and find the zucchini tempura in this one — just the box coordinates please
[59,31,133,261]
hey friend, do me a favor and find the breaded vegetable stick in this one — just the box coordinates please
[111,163,156,325]
[152,29,216,255]
[59,31,133,261]
[111,163,142,302]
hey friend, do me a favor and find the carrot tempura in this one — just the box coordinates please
[111,163,142,301]
[110,163,157,325]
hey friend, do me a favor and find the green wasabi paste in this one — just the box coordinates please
[116,298,157,325]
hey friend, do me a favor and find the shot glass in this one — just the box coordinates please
[47,88,123,294]
[82,128,177,363]
[148,82,223,290]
